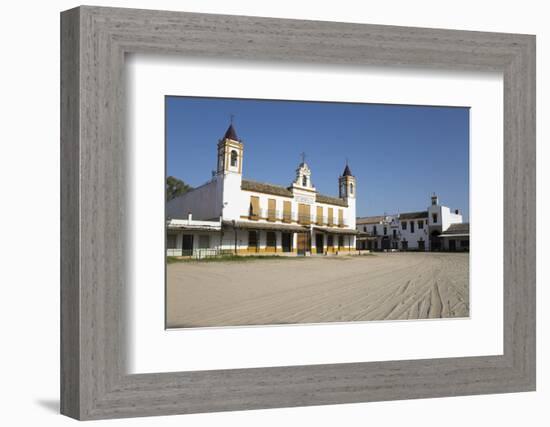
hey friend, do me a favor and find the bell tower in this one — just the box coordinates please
[217,122,243,176]
[291,153,316,196]
[216,122,243,221]
[293,157,314,190]
[339,162,356,200]
[339,162,356,231]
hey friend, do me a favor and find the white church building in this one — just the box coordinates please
[166,123,358,257]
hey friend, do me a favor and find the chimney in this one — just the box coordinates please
[187,211,192,222]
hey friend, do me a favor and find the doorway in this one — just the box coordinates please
[182,234,193,256]
[327,235,334,253]
[266,231,276,252]
[430,231,441,251]
[297,233,310,255]
[247,230,259,253]
[282,232,292,253]
[315,233,324,254]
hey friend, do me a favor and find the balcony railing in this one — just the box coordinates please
[297,214,313,225]
[244,209,348,227]
[266,208,279,222]
[316,215,327,225]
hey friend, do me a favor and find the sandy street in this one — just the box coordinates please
[166,252,469,328]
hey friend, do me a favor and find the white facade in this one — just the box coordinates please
[397,214,429,250]
[166,179,222,221]
[356,195,468,252]
[167,124,357,256]
[166,215,222,257]
[427,194,463,231]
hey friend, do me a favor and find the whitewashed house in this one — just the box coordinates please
[356,194,468,251]
[426,194,464,250]
[355,215,400,251]
[396,211,429,250]
[167,123,357,257]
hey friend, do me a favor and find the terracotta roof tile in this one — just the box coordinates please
[445,223,470,235]
[241,179,293,197]
[315,194,348,207]
[241,179,348,207]
[356,215,386,224]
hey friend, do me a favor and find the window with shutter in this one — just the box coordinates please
[283,201,292,223]
[249,196,260,220]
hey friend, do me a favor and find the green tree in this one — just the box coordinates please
[166,176,192,201]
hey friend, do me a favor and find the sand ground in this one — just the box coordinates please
[166,252,469,328]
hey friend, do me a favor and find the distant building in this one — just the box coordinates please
[356,195,469,251]
[166,123,357,257]
[355,215,399,251]
[438,222,470,251]
[166,214,222,257]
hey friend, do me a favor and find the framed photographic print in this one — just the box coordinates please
[61,6,536,420]
[163,97,469,330]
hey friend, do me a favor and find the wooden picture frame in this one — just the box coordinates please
[60,6,536,420]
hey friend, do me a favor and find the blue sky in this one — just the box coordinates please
[166,96,469,220]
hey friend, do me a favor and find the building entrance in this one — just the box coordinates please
[297,233,310,255]
[315,233,324,254]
